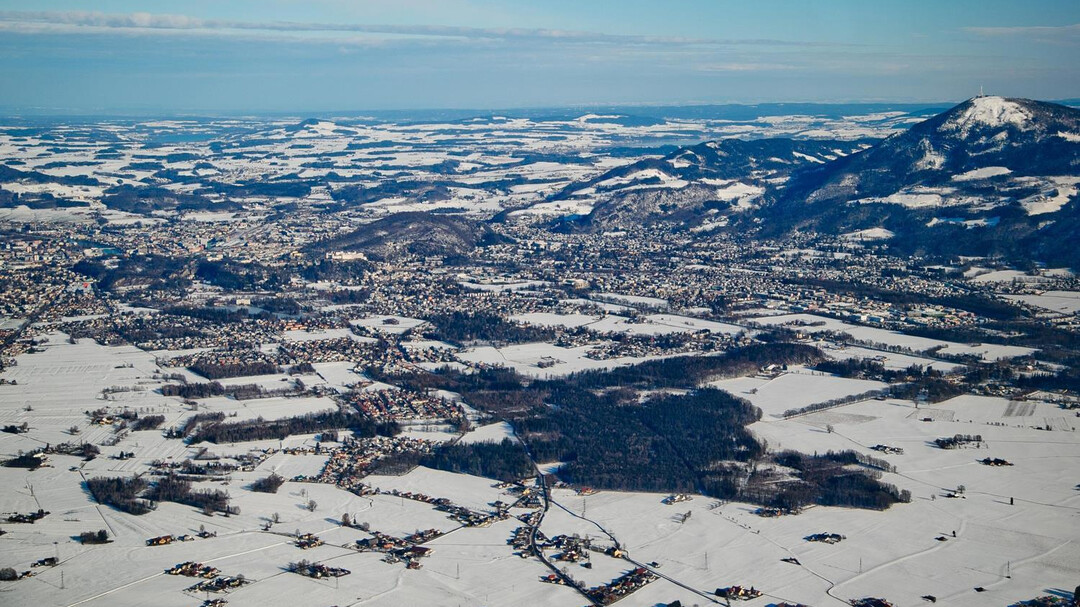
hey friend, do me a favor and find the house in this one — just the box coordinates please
[146,535,174,546]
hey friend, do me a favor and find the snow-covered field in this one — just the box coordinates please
[512,311,745,337]
[1003,290,1080,315]
[349,315,429,335]
[457,341,680,378]
[1,334,1077,607]
[710,368,888,418]
[822,343,962,373]
[751,313,1036,361]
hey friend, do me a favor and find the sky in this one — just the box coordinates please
[0,0,1077,113]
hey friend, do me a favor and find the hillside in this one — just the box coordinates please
[762,97,1080,266]
[552,138,870,230]
[309,211,503,260]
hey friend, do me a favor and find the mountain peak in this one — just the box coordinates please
[941,96,1034,136]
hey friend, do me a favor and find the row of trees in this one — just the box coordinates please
[161,381,263,400]
[188,410,376,444]
[189,361,278,380]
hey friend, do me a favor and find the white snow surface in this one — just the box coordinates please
[943,96,1033,136]
[952,166,1012,181]
[0,332,1078,607]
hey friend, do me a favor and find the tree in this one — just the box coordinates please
[0,568,17,581]
[306,499,317,512]
[78,529,109,544]
[341,513,351,527]
[250,473,285,494]
[271,512,280,524]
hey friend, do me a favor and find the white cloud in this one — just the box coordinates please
[0,10,848,49]
[697,62,797,72]
[963,22,1080,44]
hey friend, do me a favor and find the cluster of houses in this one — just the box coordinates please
[717,585,764,600]
[146,534,198,546]
[979,457,1014,466]
[662,493,692,505]
[508,526,539,556]
[301,436,434,494]
[494,481,543,510]
[870,444,904,455]
[515,501,545,525]
[549,534,594,564]
[295,533,323,550]
[378,486,508,528]
[404,528,441,544]
[290,561,350,579]
[187,575,248,593]
[586,567,659,605]
[437,501,507,528]
[355,530,434,570]
[344,389,464,421]
[166,562,219,578]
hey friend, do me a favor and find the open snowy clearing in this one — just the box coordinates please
[710,369,889,418]
[750,313,1036,361]
[456,342,680,379]
[1003,290,1080,315]
[349,315,429,335]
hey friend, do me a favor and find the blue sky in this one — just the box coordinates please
[0,0,1077,113]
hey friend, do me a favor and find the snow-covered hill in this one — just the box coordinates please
[760,96,1080,267]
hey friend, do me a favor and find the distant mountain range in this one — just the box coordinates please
[566,97,1080,267]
